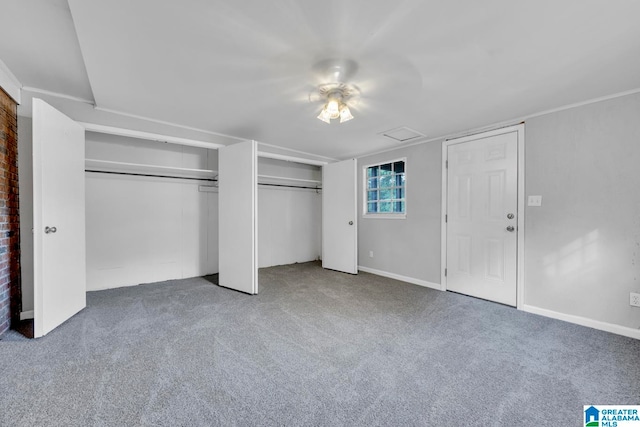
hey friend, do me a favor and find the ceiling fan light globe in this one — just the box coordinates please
[340,105,354,123]
[326,99,340,117]
[317,109,332,123]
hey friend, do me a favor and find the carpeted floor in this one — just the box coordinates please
[0,261,638,426]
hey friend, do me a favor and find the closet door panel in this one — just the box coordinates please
[218,140,258,294]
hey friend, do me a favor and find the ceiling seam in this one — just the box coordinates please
[65,0,97,106]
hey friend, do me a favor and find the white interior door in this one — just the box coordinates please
[218,140,258,294]
[33,98,86,337]
[322,159,357,274]
[446,131,518,306]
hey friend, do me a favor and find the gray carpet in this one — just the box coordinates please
[0,261,638,426]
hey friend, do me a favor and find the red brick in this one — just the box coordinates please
[0,87,20,336]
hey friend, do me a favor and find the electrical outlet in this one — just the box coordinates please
[631,293,640,307]
[369,251,374,258]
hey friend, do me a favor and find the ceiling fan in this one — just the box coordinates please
[308,59,361,124]
[266,48,420,128]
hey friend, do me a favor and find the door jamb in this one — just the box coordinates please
[440,123,525,309]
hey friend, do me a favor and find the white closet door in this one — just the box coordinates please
[322,159,358,274]
[33,98,86,337]
[218,140,258,294]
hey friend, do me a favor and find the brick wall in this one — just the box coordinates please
[0,87,21,336]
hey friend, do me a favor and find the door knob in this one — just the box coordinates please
[348,221,354,225]
[45,226,57,234]
[506,225,515,232]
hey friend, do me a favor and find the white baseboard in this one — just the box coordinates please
[20,310,34,320]
[358,266,442,291]
[522,304,640,340]
[355,267,639,340]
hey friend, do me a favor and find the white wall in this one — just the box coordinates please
[85,132,218,290]
[257,158,322,268]
[355,92,640,334]
[0,59,21,104]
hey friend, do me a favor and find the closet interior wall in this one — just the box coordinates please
[85,132,218,291]
[257,157,322,268]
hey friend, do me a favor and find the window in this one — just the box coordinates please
[364,159,406,218]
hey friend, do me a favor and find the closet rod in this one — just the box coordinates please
[84,169,216,182]
[258,183,321,190]
[85,170,322,190]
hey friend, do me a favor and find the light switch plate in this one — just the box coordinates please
[528,195,542,207]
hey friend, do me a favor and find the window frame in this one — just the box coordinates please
[362,157,407,219]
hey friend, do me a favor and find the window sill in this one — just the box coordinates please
[362,213,407,220]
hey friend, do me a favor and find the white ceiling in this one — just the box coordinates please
[2,0,640,159]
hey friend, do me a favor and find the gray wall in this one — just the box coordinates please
[356,92,640,331]
[525,93,640,329]
[17,117,34,312]
[357,141,442,284]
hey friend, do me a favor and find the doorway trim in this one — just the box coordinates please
[440,123,525,309]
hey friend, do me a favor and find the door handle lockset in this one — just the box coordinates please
[506,225,515,232]
[45,226,57,234]
[348,221,354,225]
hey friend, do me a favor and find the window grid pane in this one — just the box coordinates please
[365,160,405,215]
[393,161,405,174]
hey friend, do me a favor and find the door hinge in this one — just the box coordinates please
[444,268,447,277]
[445,160,448,168]
[445,214,447,223]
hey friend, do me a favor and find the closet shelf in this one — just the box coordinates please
[85,159,217,180]
[257,174,321,185]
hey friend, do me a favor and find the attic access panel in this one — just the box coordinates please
[379,126,425,143]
